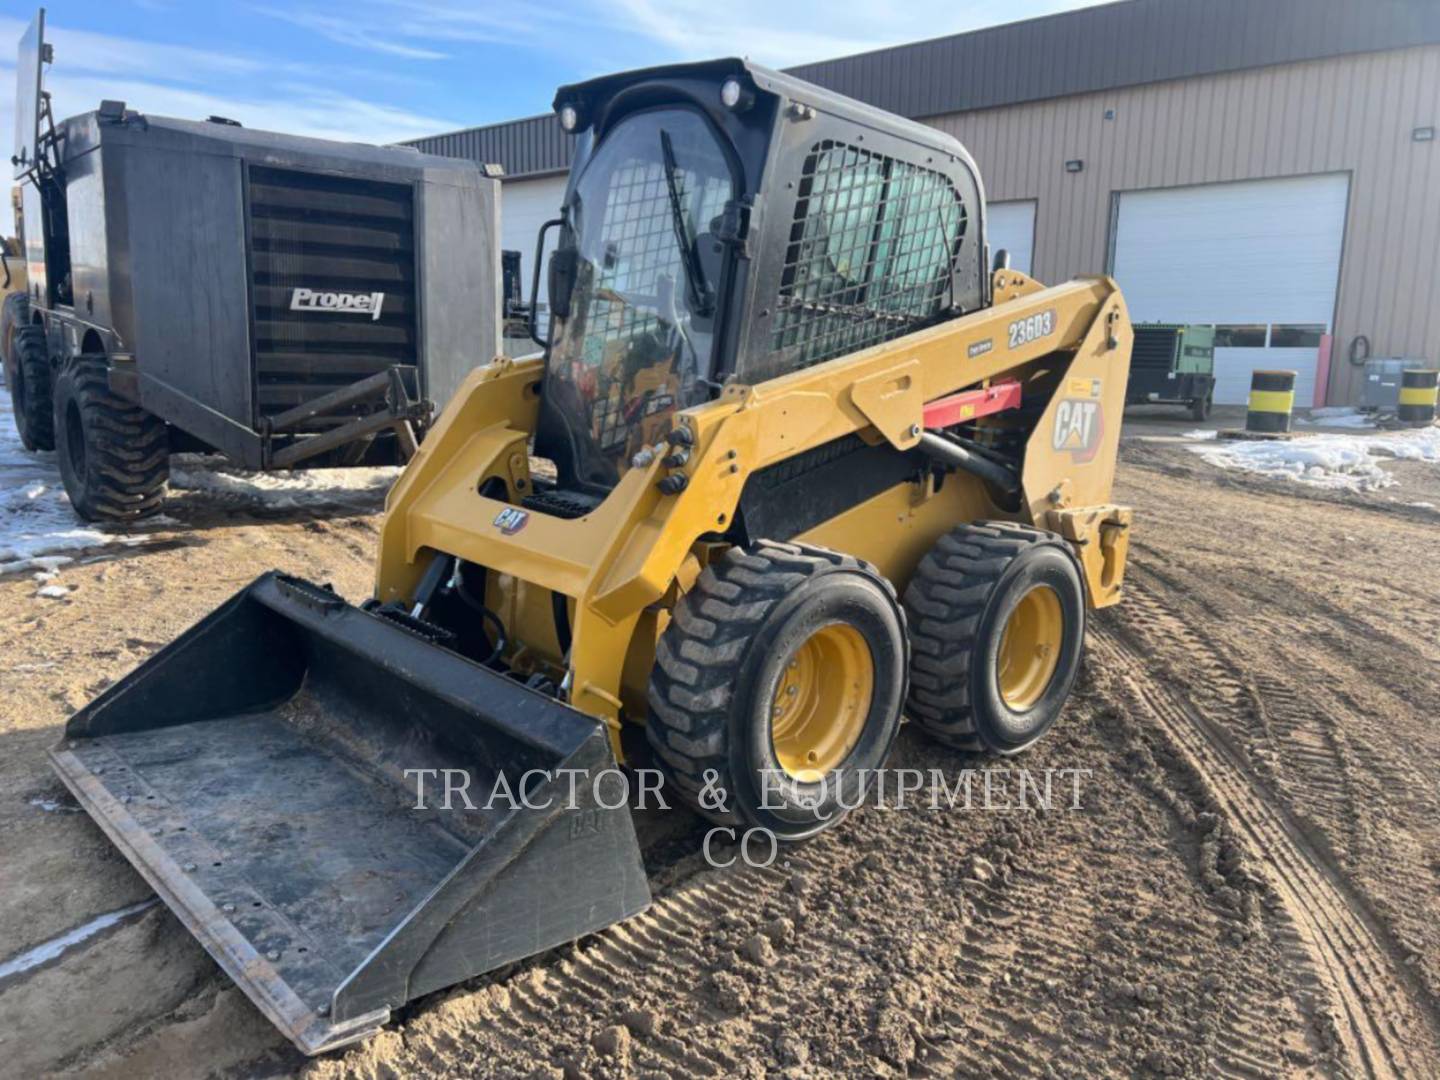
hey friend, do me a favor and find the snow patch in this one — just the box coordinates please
[0,384,143,572]
[168,457,399,509]
[0,899,158,980]
[1181,429,1219,441]
[0,377,397,571]
[28,796,76,814]
[1296,406,1376,430]
[1190,426,1440,491]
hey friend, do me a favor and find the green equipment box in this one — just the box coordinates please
[1126,324,1217,420]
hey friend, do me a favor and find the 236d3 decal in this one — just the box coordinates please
[1007,308,1055,349]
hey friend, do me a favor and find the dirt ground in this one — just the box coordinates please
[3,422,1439,1079]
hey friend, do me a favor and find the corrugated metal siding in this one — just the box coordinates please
[411,114,573,179]
[408,0,1440,179]
[930,44,1440,404]
[791,0,1440,120]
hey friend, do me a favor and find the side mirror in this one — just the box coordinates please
[547,248,578,321]
[528,218,561,348]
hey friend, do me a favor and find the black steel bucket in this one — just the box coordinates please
[50,573,650,1054]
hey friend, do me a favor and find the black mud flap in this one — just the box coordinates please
[49,573,651,1055]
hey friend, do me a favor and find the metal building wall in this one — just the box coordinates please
[789,0,1440,123]
[929,45,1440,404]
[414,114,572,180]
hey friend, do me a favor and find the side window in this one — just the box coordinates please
[1213,324,1267,348]
[1268,324,1325,348]
[771,140,967,373]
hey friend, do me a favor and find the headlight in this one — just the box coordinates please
[558,104,580,132]
[720,78,753,112]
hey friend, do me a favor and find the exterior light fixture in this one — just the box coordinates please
[720,77,754,112]
[1065,159,1084,173]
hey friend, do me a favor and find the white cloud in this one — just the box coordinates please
[242,0,582,59]
[253,8,450,60]
[0,15,263,80]
[606,0,1114,67]
[0,13,462,168]
[257,0,1110,71]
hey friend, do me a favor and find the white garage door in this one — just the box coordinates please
[501,174,568,307]
[1112,175,1349,405]
[987,199,1036,275]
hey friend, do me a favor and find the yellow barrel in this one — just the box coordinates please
[1398,369,1438,425]
[1245,370,1297,434]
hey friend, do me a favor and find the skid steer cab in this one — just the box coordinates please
[53,58,1134,1054]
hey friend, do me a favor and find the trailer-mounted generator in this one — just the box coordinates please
[1124,323,1216,420]
[3,10,500,521]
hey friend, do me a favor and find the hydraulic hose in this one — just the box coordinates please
[919,431,1019,495]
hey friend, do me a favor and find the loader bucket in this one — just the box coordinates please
[48,573,651,1055]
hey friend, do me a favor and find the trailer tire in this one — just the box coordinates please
[11,325,55,451]
[647,541,907,841]
[54,356,169,522]
[903,522,1085,754]
[1189,391,1213,422]
[1,291,29,372]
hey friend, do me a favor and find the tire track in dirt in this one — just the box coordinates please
[1094,582,1440,1079]
[1127,547,1440,995]
[48,686,1313,1079]
[3,491,1352,1078]
[305,707,1290,1079]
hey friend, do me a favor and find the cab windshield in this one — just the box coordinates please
[545,107,736,487]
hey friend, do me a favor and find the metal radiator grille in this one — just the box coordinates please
[1131,326,1181,371]
[770,140,967,374]
[248,165,418,422]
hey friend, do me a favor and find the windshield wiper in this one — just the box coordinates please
[659,129,714,317]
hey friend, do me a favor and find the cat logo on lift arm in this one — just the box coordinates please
[493,507,530,535]
[1052,377,1104,464]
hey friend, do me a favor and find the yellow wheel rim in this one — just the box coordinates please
[997,585,1064,710]
[771,623,874,782]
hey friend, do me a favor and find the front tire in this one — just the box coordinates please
[903,523,1085,754]
[647,541,908,841]
[10,325,54,451]
[54,356,169,522]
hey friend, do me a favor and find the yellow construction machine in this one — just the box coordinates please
[50,59,1133,1053]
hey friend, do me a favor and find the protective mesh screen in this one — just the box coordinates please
[771,140,967,373]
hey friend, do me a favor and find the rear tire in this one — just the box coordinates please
[1190,391,1213,422]
[1,291,29,373]
[11,324,54,451]
[646,540,907,841]
[903,522,1085,754]
[54,356,169,522]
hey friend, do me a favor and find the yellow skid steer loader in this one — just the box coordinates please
[51,59,1133,1054]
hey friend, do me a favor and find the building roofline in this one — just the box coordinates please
[407,0,1440,179]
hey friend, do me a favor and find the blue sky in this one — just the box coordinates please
[0,0,1109,155]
